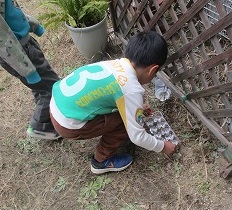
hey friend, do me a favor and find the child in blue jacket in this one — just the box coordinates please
[0,0,60,140]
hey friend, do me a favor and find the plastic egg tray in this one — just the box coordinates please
[143,111,179,145]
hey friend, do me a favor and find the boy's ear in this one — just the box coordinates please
[148,64,159,77]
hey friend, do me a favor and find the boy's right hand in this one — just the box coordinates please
[162,141,176,155]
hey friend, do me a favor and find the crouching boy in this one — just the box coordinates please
[50,30,176,174]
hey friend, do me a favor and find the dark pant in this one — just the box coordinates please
[0,37,60,132]
[50,112,130,162]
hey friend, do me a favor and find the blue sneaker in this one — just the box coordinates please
[91,154,133,174]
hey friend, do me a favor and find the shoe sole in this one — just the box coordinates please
[90,161,132,174]
[27,131,62,140]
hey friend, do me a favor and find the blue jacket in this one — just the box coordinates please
[0,0,43,84]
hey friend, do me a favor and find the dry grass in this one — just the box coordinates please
[1,0,232,209]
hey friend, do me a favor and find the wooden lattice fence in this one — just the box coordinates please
[109,0,232,152]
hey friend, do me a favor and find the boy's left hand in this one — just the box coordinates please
[162,141,176,155]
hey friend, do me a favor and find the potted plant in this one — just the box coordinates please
[39,0,109,59]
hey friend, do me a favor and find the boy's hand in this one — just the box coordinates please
[162,141,176,155]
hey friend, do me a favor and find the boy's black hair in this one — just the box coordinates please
[125,30,168,68]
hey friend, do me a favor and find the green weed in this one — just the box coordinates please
[63,65,77,75]
[47,52,54,61]
[148,163,160,172]
[80,176,112,199]
[85,201,101,210]
[174,162,182,177]
[16,138,41,154]
[199,181,211,195]
[41,156,53,166]
[51,176,67,192]
[120,203,141,210]
[180,132,195,139]
[78,176,112,209]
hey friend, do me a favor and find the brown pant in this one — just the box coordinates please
[50,112,130,162]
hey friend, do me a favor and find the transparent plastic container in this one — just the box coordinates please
[152,77,171,101]
[143,111,179,145]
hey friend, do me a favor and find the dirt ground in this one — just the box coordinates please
[1,0,232,209]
